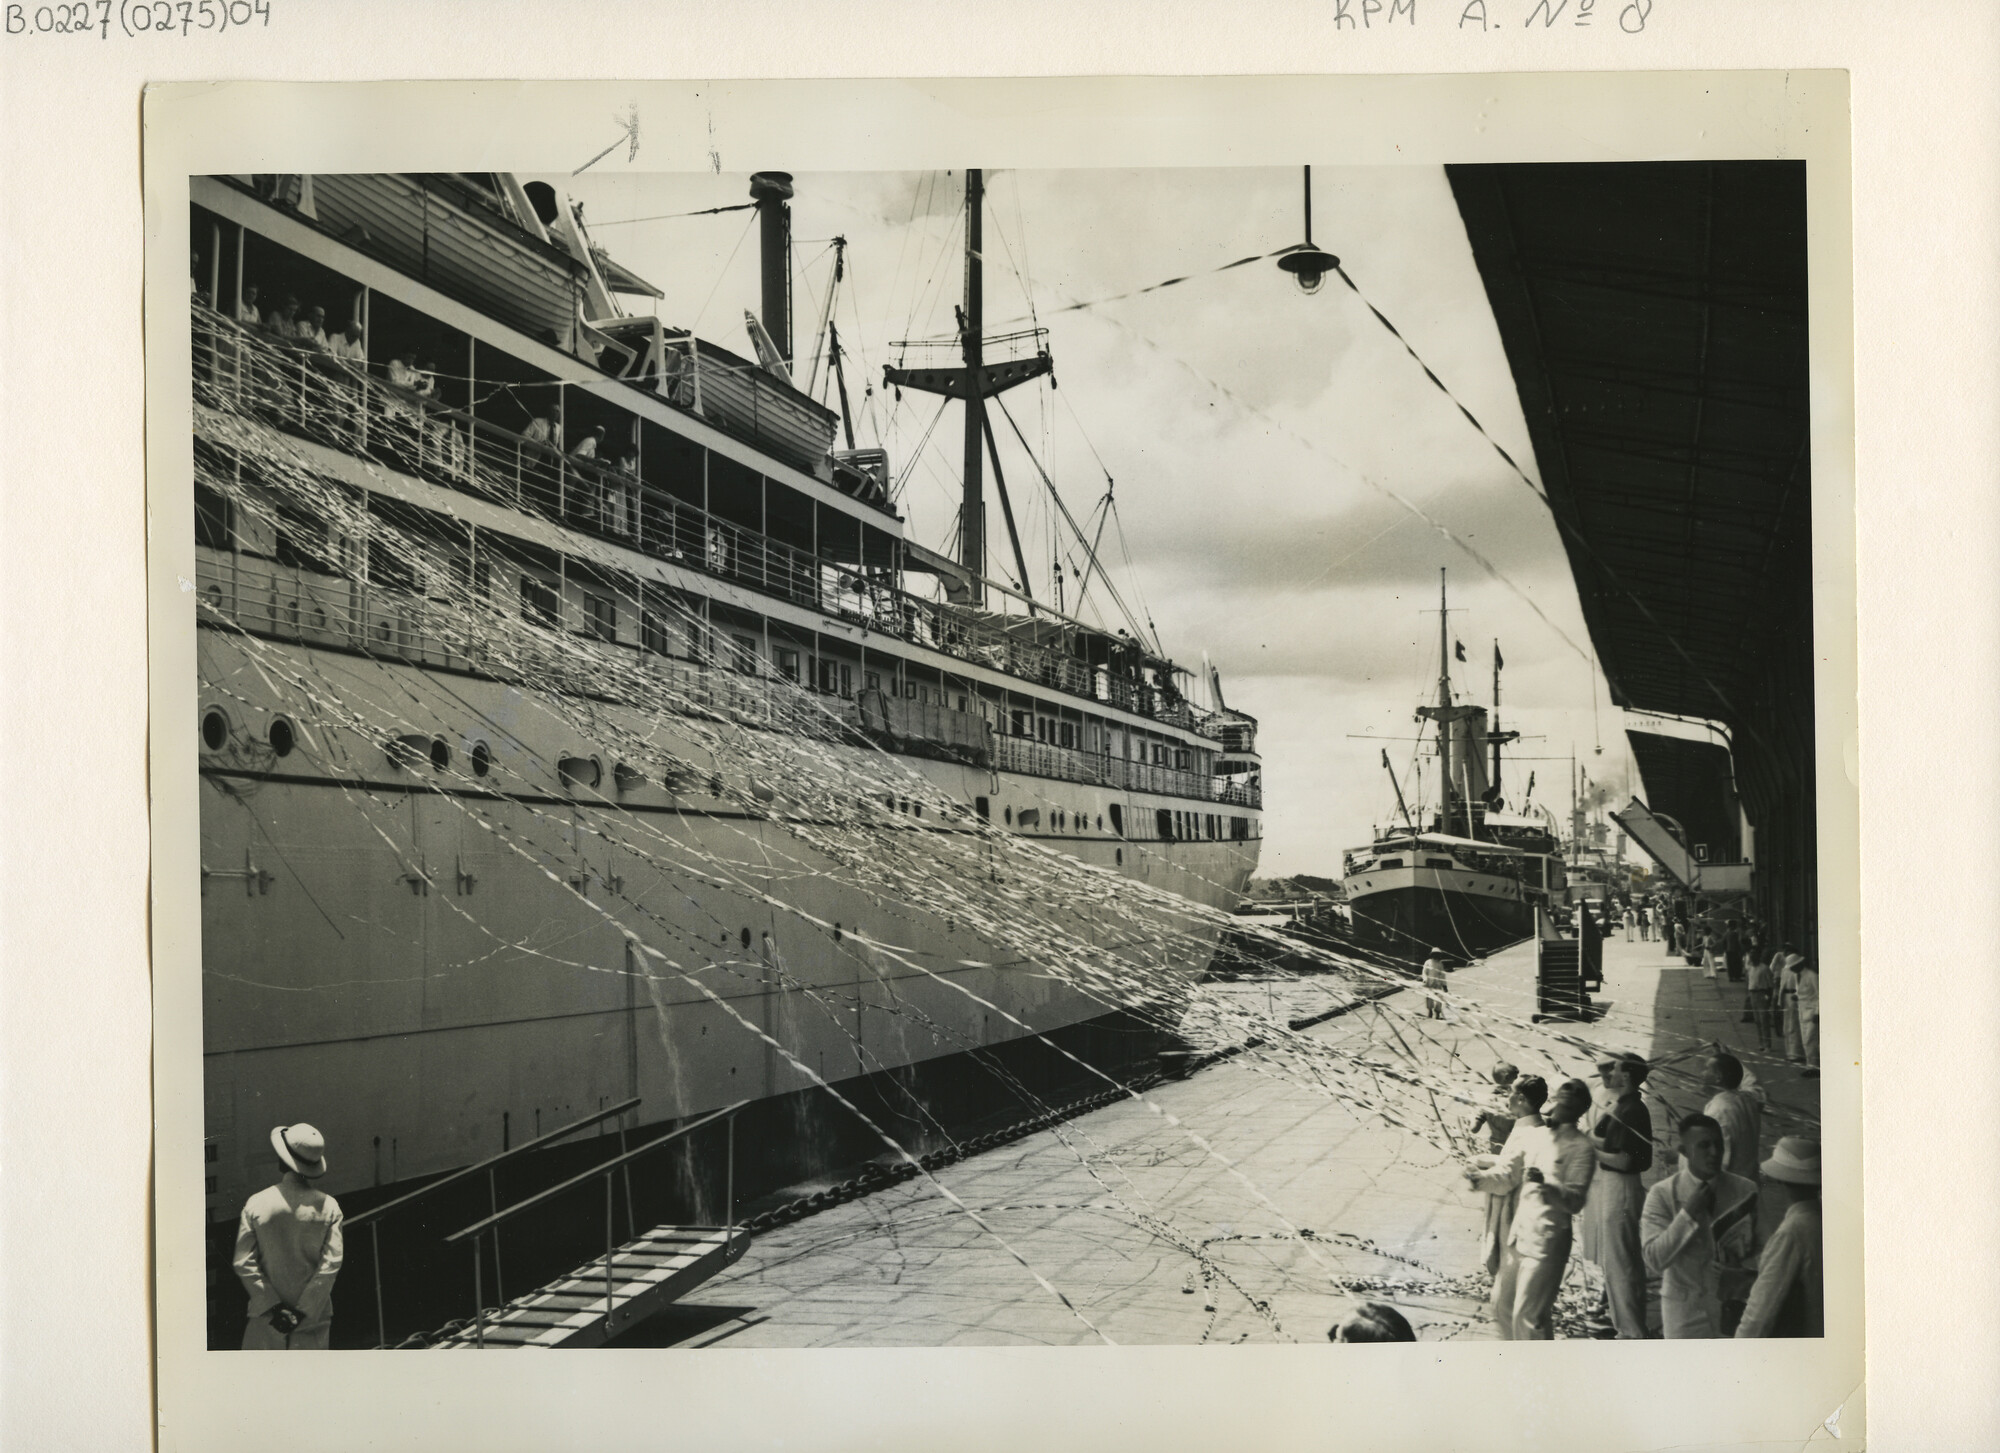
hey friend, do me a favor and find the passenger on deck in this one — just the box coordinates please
[1702,1052,1763,1183]
[414,359,439,398]
[1329,1301,1416,1342]
[1582,1051,1653,1339]
[295,304,329,349]
[269,294,301,337]
[329,319,366,365]
[1470,1077,1594,1340]
[569,424,608,460]
[522,408,562,452]
[236,284,263,327]
[232,1124,344,1350]
[1642,1113,1759,1337]
[1735,1137,1823,1338]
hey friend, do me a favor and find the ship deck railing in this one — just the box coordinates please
[193,303,1238,745]
[192,542,1262,810]
[990,734,1262,809]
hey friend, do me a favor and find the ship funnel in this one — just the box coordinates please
[749,172,794,366]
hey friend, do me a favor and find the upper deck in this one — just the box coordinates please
[189,176,1252,758]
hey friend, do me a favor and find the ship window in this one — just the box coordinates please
[1109,804,1124,837]
[583,592,618,642]
[1157,808,1175,841]
[904,680,918,699]
[520,575,559,628]
[194,484,233,550]
[1004,807,1013,826]
[1059,721,1076,749]
[1427,857,1456,869]
[775,648,801,683]
[865,671,881,693]
[730,634,758,674]
[471,741,491,777]
[200,708,229,752]
[740,927,752,950]
[1378,857,1405,869]
[430,738,451,772]
[975,796,989,820]
[641,606,671,655]
[267,718,295,758]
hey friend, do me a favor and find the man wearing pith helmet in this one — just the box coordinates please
[231,1123,345,1349]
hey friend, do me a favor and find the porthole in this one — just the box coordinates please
[200,708,229,752]
[1116,848,1123,866]
[1004,806,1013,826]
[430,737,451,772]
[740,927,752,950]
[470,742,491,777]
[267,718,295,758]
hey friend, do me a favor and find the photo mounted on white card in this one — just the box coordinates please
[145,72,1858,1450]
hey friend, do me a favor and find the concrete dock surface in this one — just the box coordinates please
[627,932,1821,1347]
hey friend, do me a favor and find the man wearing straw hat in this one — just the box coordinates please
[1736,1137,1824,1337]
[231,1123,345,1349]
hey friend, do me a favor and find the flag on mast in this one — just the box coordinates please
[1494,642,1504,671]
[1453,640,1466,662]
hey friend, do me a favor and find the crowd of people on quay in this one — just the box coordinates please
[1444,1043,1821,1341]
[1567,896,1820,1075]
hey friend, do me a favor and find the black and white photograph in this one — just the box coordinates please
[143,70,1866,1449]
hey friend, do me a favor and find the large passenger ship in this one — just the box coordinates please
[188,170,1263,1321]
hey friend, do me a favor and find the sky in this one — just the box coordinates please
[556,164,1668,876]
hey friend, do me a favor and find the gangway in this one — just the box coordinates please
[430,1101,748,1349]
[343,1095,642,1349]
[1610,796,1753,896]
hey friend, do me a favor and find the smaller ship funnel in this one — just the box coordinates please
[749,171,795,366]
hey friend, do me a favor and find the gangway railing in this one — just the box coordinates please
[344,1095,640,1349]
[440,1100,748,1349]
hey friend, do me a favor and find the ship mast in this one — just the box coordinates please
[884,168,1051,608]
[1435,568,1454,836]
[961,169,987,596]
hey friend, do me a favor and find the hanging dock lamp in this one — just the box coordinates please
[1278,165,1341,294]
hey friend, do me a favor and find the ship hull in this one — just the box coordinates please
[199,633,1258,1224]
[1341,865,1536,965]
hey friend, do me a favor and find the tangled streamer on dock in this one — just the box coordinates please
[190,315,1812,1342]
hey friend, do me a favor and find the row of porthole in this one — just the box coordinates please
[201,705,501,778]
[202,706,311,764]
